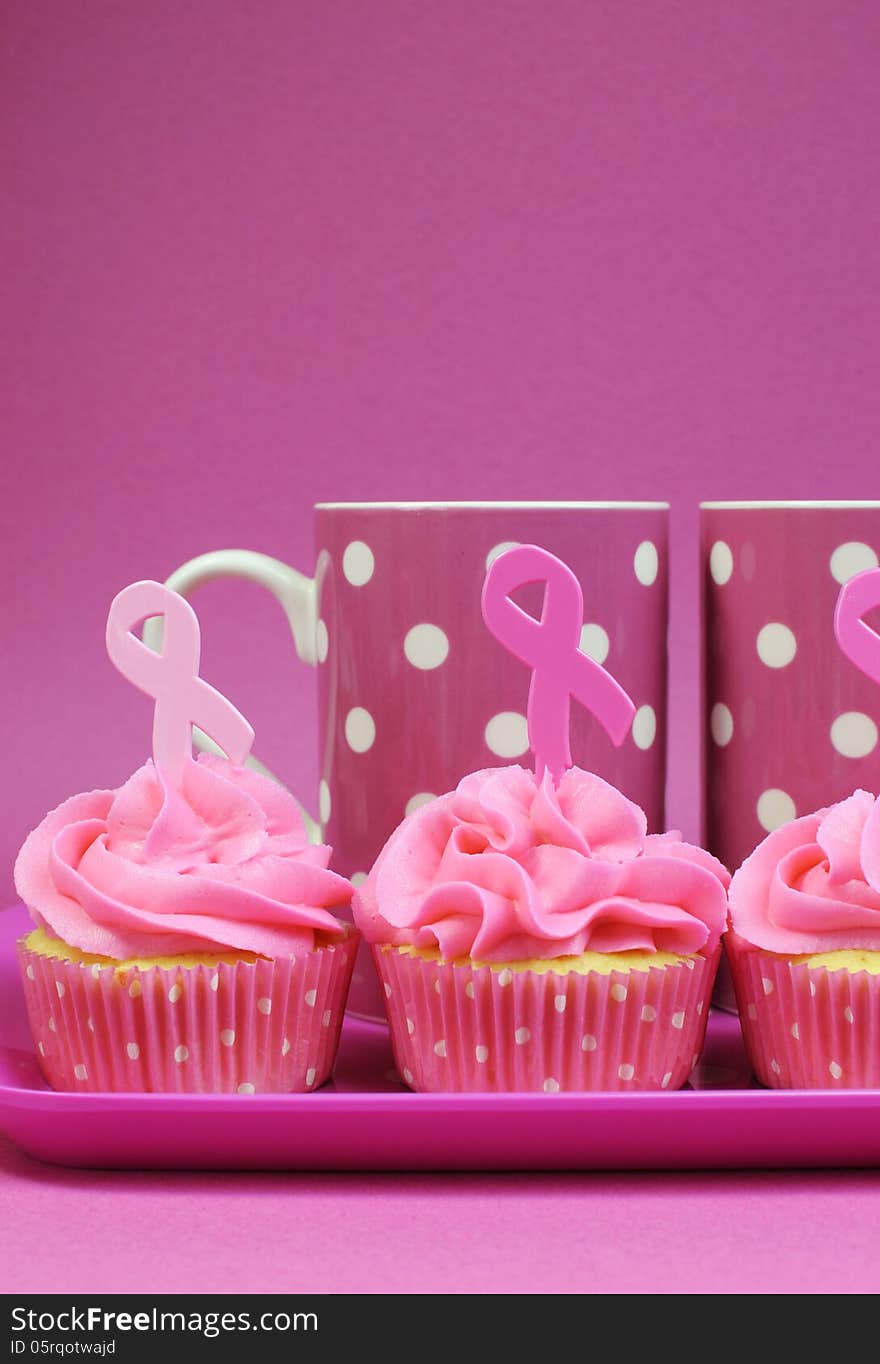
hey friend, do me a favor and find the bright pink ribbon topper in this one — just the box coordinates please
[481,544,635,783]
[835,567,880,688]
[105,580,254,789]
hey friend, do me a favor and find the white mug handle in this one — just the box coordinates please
[144,550,321,842]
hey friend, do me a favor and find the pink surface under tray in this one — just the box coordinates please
[2,903,880,1170]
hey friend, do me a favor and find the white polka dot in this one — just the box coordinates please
[789,1022,799,1040]
[831,712,878,759]
[383,983,392,998]
[660,1072,673,1088]
[168,984,182,1004]
[709,540,734,585]
[762,977,775,995]
[579,623,610,664]
[554,994,567,1013]
[86,1017,94,1032]
[343,540,374,586]
[671,1010,686,1030]
[515,1027,531,1045]
[305,1067,317,1087]
[37,1042,44,1056]
[710,703,734,747]
[581,1034,597,1052]
[48,1017,56,1032]
[433,979,441,994]
[845,1006,854,1023]
[610,984,628,1002]
[830,541,878,584]
[174,1045,189,1063]
[282,1037,290,1056]
[465,981,475,998]
[486,540,519,570]
[829,1061,843,1080]
[257,997,272,1015]
[634,541,659,586]
[345,706,376,753]
[809,980,817,996]
[126,1042,139,1060]
[319,780,331,825]
[209,974,219,991]
[497,969,513,987]
[433,1040,447,1057]
[405,792,436,817]
[406,1018,415,1034]
[316,619,329,663]
[402,1067,413,1085]
[756,623,797,668]
[485,711,529,758]
[543,1077,560,1093]
[73,1064,88,1081]
[404,623,450,670]
[128,979,142,999]
[618,1063,635,1081]
[475,1045,489,1063]
[304,989,317,1007]
[220,1029,236,1047]
[770,1059,781,1075]
[747,1004,758,1020]
[322,1010,331,1027]
[632,704,656,750]
[26,964,35,981]
[640,1005,656,1023]
[696,1000,704,1015]
[55,981,65,998]
[351,871,368,887]
[757,789,796,833]
[238,1082,256,1094]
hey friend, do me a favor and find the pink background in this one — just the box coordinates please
[3,0,880,1293]
[4,1136,880,1294]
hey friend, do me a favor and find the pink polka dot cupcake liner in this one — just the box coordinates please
[17,930,358,1094]
[726,932,880,1089]
[373,945,720,1092]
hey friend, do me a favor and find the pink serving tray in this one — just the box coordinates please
[2,904,880,1170]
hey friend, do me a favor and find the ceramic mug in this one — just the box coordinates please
[165,501,670,1019]
[702,501,880,1008]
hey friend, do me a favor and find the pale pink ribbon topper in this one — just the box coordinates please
[105,580,254,789]
[481,544,635,783]
[835,567,880,688]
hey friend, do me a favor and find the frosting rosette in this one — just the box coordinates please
[14,754,352,959]
[729,788,880,954]
[354,765,729,962]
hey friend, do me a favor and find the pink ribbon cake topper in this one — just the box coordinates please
[106,580,254,788]
[481,544,635,783]
[835,567,880,687]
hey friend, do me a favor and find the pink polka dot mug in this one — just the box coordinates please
[164,502,669,1019]
[702,501,880,1008]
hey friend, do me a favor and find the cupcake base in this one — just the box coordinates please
[726,931,880,1089]
[373,944,720,1092]
[18,930,359,1094]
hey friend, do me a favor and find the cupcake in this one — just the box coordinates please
[14,580,357,1093]
[727,788,880,1088]
[354,764,729,1091]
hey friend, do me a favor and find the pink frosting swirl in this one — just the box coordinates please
[353,766,729,962]
[729,788,880,954]
[14,754,352,959]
